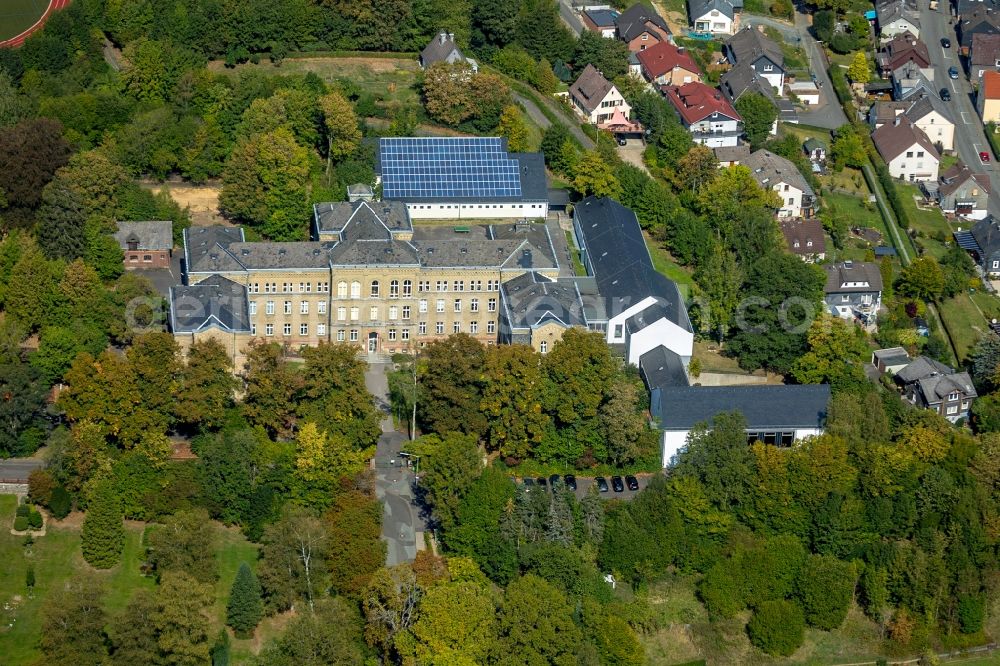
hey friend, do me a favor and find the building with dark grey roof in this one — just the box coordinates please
[743,149,816,218]
[725,27,785,92]
[894,356,977,422]
[170,275,251,334]
[823,260,883,324]
[498,272,601,352]
[652,384,831,465]
[115,220,173,269]
[313,201,412,241]
[419,32,478,71]
[955,215,1000,276]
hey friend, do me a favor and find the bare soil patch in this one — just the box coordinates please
[143,181,228,226]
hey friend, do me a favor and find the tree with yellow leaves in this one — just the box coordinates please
[293,422,374,508]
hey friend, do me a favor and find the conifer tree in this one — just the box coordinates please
[81,478,125,569]
[227,562,264,638]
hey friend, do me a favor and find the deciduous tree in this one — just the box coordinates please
[155,571,213,666]
[498,574,581,665]
[319,90,362,163]
[81,477,125,569]
[573,150,621,199]
[253,598,365,665]
[147,508,218,583]
[108,590,159,666]
[39,578,108,666]
[482,344,548,461]
[325,489,386,596]
[419,334,488,437]
[241,341,302,439]
[735,92,778,149]
[497,104,530,152]
[258,505,327,613]
[409,432,482,532]
[175,338,238,431]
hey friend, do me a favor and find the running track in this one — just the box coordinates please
[0,0,71,49]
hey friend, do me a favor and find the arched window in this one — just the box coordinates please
[350,281,361,298]
[402,279,412,297]
[337,281,348,298]
[370,280,380,297]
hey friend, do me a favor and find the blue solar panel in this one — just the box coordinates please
[379,137,523,200]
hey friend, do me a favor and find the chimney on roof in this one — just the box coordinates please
[448,33,454,42]
[677,46,686,53]
[439,31,447,44]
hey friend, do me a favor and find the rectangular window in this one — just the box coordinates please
[300,301,309,314]
[453,280,464,292]
[250,283,259,294]
[318,281,329,293]
[436,299,445,313]
[419,280,430,292]
[470,321,478,334]
[370,306,379,321]
[388,329,396,341]
[419,299,428,313]
[337,330,345,342]
[389,306,398,320]
[471,280,482,291]
[436,280,447,292]
[300,323,308,335]
[470,298,479,312]
[265,323,274,336]
[338,282,348,297]
[402,328,410,340]
[488,298,497,312]
[318,324,326,337]
[488,280,499,291]
[402,306,411,319]
[402,280,412,297]
[350,307,359,321]
[947,405,959,415]
[453,322,461,333]
[249,302,257,315]
[337,307,346,321]
[350,330,358,342]
[487,320,496,334]
[283,323,291,336]
[389,281,399,298]
[318,301,327,315]
[436,321,444,334]
[454,299,462,312]
[906,151,914,158]
[419,322,427,335]
[284,301,292,315]
[266,301,274,315]
[283,283,292,293]
[299,283,307,293]
[614,324,624,338]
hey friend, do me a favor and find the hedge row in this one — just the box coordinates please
[862,138,913,230]
[828,65,858,120]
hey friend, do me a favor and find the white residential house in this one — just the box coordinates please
[568,64,632,124]
[871,116,940,182]
[744,149,817,218]
[877,0,921,41]
[724,27,785,92]
[664,82,743,148]
[688,0,740,35]
[870,93,955,151]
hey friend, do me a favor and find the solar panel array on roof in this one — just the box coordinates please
[379,137,523,200]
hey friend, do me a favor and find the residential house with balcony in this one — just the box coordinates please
[637,41,702,86]
[871,115,940,182]
[688,0,741,35]
[937,161,991,219]
[664,81,743,147]
[876,0,921,41]
[744,149,816,218]
[616,3,672,51]
[895,356,977,422]
[871,92,954,151]
[823,260,883,323]
[891,61,936,100]
[724,26,785,92]
[876,32,930,78]
[569,64,632,124]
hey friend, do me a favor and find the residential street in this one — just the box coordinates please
[365,362,426,567]
[0,457,43,483]
[913,0,1000,216]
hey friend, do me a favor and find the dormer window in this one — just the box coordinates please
[762,64,773,71]
[794,241,800,247]
[948,392,959,401]
[806,240,813,247]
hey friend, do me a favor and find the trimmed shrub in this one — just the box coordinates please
[49,486,71,519]
[16,503,29,518]
[747,600,805,656]
[14,515,28,531]
[28,510,43,529]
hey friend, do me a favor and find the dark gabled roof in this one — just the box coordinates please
[904,92,954,125]
[917,371,977,401]
[225,242,335,270]
[726,27,784,69]
[656,384,831,430]
[689,0,737,21]
[639,346,690,392]
[184,226,246,274]
[114,221,173,252]
[895,355,954,382]
[328,238,420,267]
[971,32,1000,64]
[873,346,911,367]
[970,215,1000,257]
[421,32,464,66]
[939,161,991,197]
[500,272,587,330]
[509,152,550,204]
[719,62,778,103]
[313,200,411,236]
[617,2,671,41]
[170,275,250,334]
[876,0,920,28]
[959,7,1000,48]
[574,196,692,331]
[569,64,617,114]
[780,219,827,255]
[824,261,884,293]
[744,149,814,197]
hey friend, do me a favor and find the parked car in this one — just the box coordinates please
[940,87,951,101]
[549,474,561,488]
[611,475,625,492]
[536,476,547,490]
[523,478,535,492]
[981,151,991,163]
[941,37,951,48]
[563,474,577,491]
[626,475,640,491]
[595,476,609,492]
[617,137,627,146]
[949,66,959,79]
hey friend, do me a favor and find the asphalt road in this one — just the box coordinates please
[915,0,1000,215]
[0,458,43,483]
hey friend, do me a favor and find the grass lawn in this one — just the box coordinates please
[938,293,994,362]
[821,167,868,195]
[207,56,421,108]
[565,230,586,276]
[693,340,753,375]
[782,124,833,147]
[896,183,952,259]
[0,495,266,665]
[0,0,46,42]
[643,231,694,300]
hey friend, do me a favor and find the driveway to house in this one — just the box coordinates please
[617,138,651,174]
[366,362,426,567]
[915,0,1000,215]
[741,13,848,128]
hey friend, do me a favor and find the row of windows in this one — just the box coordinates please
[249,320,497,337]
[411,204,543,210]
[252,323,329,337]
[342,279,500,298]
[249,282,330,294]
[250,298,499,320]
[250,301,329,316]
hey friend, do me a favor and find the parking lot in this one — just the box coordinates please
[516,472,660,501]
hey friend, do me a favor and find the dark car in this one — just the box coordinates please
[625,475,640,491]
[941,37,951,48]
[949,65,959,79]
[595,476,609,493]
[536,477,548,490]
[549,474,561,488]
[523,478,535,492]
[611,475,625,492]
[564,474,577,491]
[940,87,951,101]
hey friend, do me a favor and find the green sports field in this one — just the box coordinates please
[0,0,47,42]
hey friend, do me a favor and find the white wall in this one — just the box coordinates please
[587,87,632,124]
[606,296,658,344]
[913,112,954,151]
[661,430,689,467]
[626,316,694,366]
[406,202,549,219]
[881,19,919,40]
[693,12,734,35]
[770,182,804,218]
[887,147,939,182]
